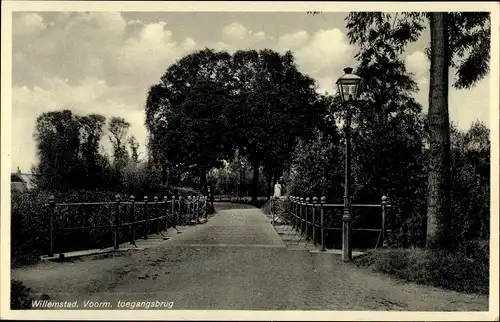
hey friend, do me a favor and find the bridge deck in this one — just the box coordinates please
[12,206,488,311]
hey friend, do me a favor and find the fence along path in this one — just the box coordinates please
[270,196,391,250]
[212,194,392,250]
[44,195,208,257]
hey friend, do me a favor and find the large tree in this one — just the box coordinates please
[350,53,427,246]
[34,110,82,189]
[229,49,326,201]
[34,110,110,190]
[345,12,490,249]
[145,49,234,194]
[108,117,131,172]
[79,114,107,188]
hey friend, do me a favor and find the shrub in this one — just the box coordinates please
[11,280,33,309]
[354,246,489,295]
[11,189,52,266]
[11,186,202,266]
[261,199,290,221]
[287,121,489,250]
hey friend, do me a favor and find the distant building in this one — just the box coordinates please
[11,169,38,192]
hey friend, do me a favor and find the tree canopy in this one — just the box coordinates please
[145,48,327,199]
[345,12,490,249]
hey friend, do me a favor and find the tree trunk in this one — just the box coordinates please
[251,159,260,204]
[200,168,207,195]
[161,166,168,186]
[426,13,451,249]
[265,167,273,198]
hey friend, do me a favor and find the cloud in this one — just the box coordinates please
[9,14,491,171]
[273,28,356,94]
[13,13,46,36]
[449,75,490,130]
[276,30,309,51]
[11,12,201,170]
[222,22,247,41]
[128,19,144,25]
[406,50,430,99]
[292,29,356,78]
[112,23,198,92]
[217,22,269,52]
[404,50,490,131]
[12,12,196,89]
[406,50,428,76]
[11,77,148,171]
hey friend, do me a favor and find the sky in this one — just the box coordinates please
[10,11,491,172]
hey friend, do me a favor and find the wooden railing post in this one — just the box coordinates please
[198,195,201,220]
[299,197,304,233]
[320,196,326,251]
[305,197,310,239]
[272,196,276,225]
[200,196,204,220]
[293,197,299,231]
[130,195,136,244]
[164,196,169,231]
[48,195,55,257]
[195,196,199,222]
[143,196,149,239]
[381,195,388,248]
[294,196,297,227]
[171,195,176,228]
[312,197,318,244]
[179,196,184,225]
[193,195,196,222]
[199,196,203,221]
[204,196,208,219]
[198,197,201,220]
[191,196,195,222]
[114,194,121,249]
[155,196,160,235]
[199,196,202,221]
[187,196,192,221]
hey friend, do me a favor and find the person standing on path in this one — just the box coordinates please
[273,179,283,199]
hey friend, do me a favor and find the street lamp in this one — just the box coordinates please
[336,67,362,262]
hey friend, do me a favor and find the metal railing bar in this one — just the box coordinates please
[55,202,114,206]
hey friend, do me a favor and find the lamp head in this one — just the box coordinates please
[336,67,362,103]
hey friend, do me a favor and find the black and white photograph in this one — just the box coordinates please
[1,2,499,320]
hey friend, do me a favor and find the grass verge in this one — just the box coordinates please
[352,245,489,295]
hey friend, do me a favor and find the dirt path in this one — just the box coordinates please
[11,207,488,311]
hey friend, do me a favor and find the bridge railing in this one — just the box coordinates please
[44,194,208,257]
[270,196,392,250]
[213,195,269,203]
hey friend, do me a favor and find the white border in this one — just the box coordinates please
[1,2,499,321]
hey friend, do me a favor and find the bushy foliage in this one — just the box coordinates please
[146,49,328,200]
[11,189,50,266]
[11,188,118,265]
[11,184,202,265]
[449,121,490,249]
[208,156,269,196]
[287,120,489,250]
[345,11,491,250]
[11,280,33,309]
[354,246,489,295]
[287,129,343,199]
[261,199,291,221]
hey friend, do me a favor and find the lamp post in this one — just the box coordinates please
[239,161,244,197]
[336,67,362,262]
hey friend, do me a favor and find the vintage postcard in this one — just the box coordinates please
[1,1,499,321]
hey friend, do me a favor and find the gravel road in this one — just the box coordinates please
[11,206,488,311]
